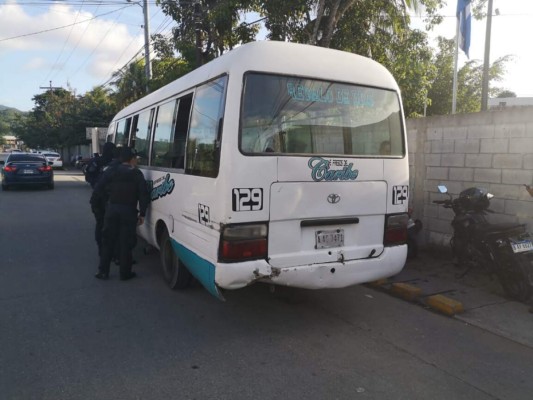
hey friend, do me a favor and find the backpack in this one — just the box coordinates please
[84,156,101,187]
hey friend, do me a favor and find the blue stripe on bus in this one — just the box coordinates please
[170,238,223,300]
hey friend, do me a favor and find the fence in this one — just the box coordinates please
[407,106,533,247]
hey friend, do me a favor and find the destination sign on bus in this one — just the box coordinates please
[286,82,374,108]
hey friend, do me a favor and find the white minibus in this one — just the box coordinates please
[107,41,410,299]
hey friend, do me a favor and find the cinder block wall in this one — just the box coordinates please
[407,106,533,247]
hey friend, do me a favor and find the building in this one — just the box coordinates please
[1,135,22,151]
[488,97,533,109]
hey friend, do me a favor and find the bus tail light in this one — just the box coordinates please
[220,223,268,262]
[384,213,408,246]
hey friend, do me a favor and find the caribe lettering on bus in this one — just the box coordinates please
[308,157,359,182]
[148,173,175,201]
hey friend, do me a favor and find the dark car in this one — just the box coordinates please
[1,153,54,190]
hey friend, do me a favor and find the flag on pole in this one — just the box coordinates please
[457,0,471,58]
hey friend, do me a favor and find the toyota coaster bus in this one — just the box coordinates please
[106,41,410,299]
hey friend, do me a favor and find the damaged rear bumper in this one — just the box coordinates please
[215,245,407,290]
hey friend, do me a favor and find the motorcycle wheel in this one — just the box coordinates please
[497,254,533,302]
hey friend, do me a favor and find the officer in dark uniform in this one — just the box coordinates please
[90,144,121,257]
[94,147,149,280]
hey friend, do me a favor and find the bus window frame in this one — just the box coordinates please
[129,107,155,166]
[110,73,228,174]
[238,71,406,159]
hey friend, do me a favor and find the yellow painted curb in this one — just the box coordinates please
[367,279,389,288]
[390,282,422,301]
[426,294,464,316]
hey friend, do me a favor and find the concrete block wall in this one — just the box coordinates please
[407,106,533,247]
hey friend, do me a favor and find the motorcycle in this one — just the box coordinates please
[433,185,533,302]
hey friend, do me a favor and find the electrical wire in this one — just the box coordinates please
[0,4,134,42]
[44,0,85,85]
[69,5,127,77]
[49,0,103,83]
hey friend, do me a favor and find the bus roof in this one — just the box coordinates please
[113,41,400,120]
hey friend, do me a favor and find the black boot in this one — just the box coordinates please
[94,272,109,280]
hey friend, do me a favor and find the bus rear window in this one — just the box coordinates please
[240,73,403,157]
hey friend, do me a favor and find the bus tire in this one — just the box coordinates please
[160,230,192,290]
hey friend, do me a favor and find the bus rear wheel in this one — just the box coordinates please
[160,230,192,290]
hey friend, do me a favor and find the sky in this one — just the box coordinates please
[0,0,532,112]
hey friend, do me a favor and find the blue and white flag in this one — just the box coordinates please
[457,0,471,58]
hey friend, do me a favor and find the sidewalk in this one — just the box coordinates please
[371,249,533,349]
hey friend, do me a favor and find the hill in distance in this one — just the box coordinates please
[0,105,23,113]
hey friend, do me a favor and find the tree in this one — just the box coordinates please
[110,61,147,110]
[426,37,514,115]
[496,90,517,98]
[11,86,118,150]
[0,108,23,137]
[156,0,259,66]
[13,89,78,149]
[254,0,441,47]
[153,0,442,116]
[329,1,438,116]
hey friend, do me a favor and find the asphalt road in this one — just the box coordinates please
[1,170,532,400]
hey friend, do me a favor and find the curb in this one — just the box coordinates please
[366,279,465,316]
[390,282,422,302]
[425,294,465,316]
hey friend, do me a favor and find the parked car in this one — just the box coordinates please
[41,151,63,169]
[0,152,9,165]
[1,153,54,190]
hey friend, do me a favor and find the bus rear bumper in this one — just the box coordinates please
[215,245,407,290]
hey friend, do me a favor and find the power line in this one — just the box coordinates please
[0,1,162,5]
[45,0,86,85]
[69,5,128,77]
[99,15,267,90]
[48,0,103,84]
[0,4,134,42]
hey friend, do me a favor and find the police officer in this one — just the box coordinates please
[94,147,149,280]
[90,144,121,257]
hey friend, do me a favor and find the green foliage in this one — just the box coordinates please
[110,60,148,110]
[16,0,517,147]
[156,0,259,66]
[152,0,444,117]
[496,90,517,98]
[328,1,438,117]
[12,87,117,150]
[149,56,194,91]
[426,37,514,115]
[0,107,24,137]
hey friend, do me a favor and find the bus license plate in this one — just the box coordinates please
[511,239,533,253]
[315,229,344,249]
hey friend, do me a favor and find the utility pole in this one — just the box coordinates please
[194,0,203,68]
[129,0,152,92]
[481,0,493,111]
[142,0,152,92]
[39,81,62,91]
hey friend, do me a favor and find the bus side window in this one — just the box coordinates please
[115,119,128,147]
[171,94,193,169]
[151,100,178,168]
[186,76,227,178]
[132,109,153,166]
